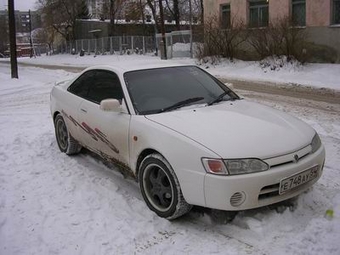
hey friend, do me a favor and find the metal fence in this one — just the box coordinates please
[55,31,194,59]
[56,35,157,55]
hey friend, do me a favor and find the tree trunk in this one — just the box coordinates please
[146,0,160,32]
[200,0,204,24]
[173,0,180,30]
[109,0,116,36]
[159,0,167,59]
[139,0,146,36]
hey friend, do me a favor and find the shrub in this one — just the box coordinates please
[248,16,308,63]
[196,16,248,61]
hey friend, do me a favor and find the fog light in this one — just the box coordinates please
[230,192,246,207]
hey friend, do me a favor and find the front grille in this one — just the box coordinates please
[264,145,311,169]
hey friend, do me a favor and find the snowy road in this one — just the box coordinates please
[0,65,339,255]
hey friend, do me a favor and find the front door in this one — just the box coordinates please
[77,70,130,166]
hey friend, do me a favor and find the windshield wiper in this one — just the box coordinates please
[159,97,204,113]
[207,91,230,106]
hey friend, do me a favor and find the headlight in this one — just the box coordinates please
[311,133,322,153]
[202,158,269,175]
[224,158,269,175]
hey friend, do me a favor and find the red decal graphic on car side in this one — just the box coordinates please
[61,110,119,154]
[94,128,120,154]
[81,122,99,142]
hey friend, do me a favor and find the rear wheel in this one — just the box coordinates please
[54,114,81,155]
[139,153,192,219]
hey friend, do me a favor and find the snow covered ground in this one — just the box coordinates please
[1,54,339,91]
[0,59,339,255]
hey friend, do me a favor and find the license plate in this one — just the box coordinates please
[279,165,319,194]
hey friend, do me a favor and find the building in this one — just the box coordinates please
[204,0,340,62]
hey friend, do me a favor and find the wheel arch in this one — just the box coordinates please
[53,111,61,122]
[136,148,164,182]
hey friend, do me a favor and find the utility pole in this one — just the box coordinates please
[29,9,34,58]
[158,0,167,60]
[8,0,18,78]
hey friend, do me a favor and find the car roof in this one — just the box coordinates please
[83,62,195,74]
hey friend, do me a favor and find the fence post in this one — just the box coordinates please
[88,39,90,55]
[142,36,145,54]
[95,39,97,56]
[101,37,104,54]
[131,36,134,52]
[110,37,113,54]
[119,37,122,54]
[81,39,84,51]
[170,34,173,59]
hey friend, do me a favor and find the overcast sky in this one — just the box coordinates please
[0,0,37,11]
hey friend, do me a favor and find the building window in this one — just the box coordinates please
[292,0,306,26]
[221,4,231,28]
[333,0,340,24]
[249,1,269,28]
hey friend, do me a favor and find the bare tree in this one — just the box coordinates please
[165,0,180,30]
[139,0,148,36]
[146,0,160,32]
[37,0,91,42]
[193,0,204,23]
[107,0,125,36]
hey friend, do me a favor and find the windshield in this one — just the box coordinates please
[124,66,239,115]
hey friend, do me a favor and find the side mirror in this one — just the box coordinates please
[100,99,121,112]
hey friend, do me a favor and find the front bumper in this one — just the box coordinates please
[203,145,326,211]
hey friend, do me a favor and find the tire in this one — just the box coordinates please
[138,153,192,220]
[54,114,82,155]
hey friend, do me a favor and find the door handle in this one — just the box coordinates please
[80,108,87,113]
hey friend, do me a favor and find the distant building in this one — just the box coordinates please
[0,10,42,56]
[87,0,105,19]
[204,0,340,62]
[0,10,41,33]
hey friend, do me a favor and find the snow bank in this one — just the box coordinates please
[1,54,338,91]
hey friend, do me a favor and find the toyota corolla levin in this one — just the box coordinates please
[50,64,325,219]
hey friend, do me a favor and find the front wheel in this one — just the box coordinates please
[138,153,192,220]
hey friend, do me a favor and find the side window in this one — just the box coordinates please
[87,70,124,104]
[68,71,95,99]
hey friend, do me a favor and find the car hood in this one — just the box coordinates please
[145,100,315,159]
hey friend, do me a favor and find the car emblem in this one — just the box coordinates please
[293,154,299,163]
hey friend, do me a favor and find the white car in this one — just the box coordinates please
[50,64,325,219]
